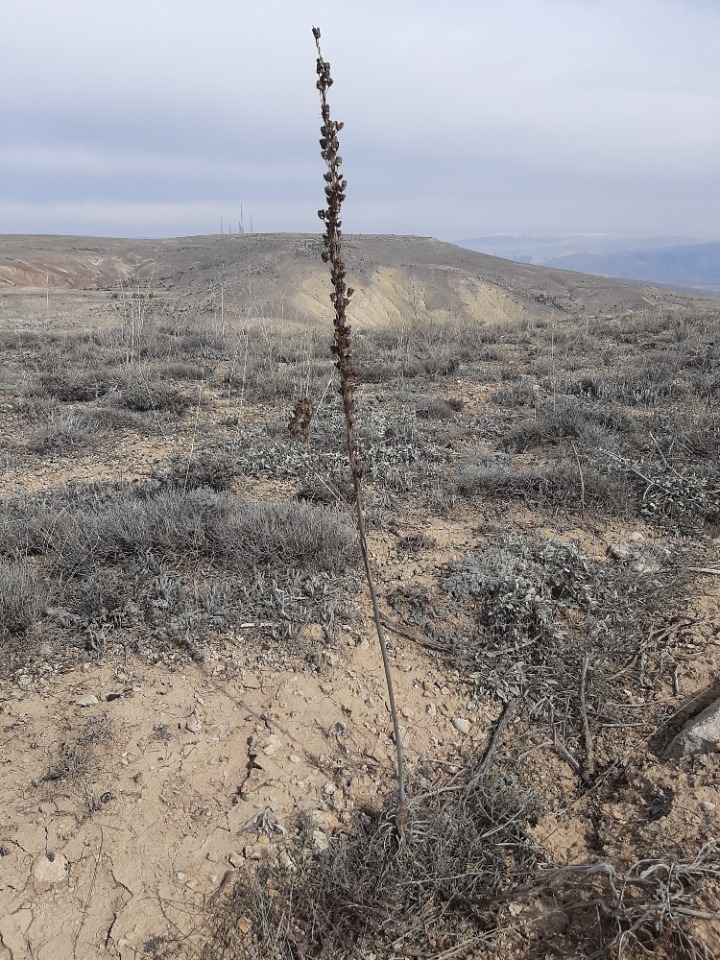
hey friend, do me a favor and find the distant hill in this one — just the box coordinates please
[457,235,720,297]
[543,243,720,295]
[0,233,714,329]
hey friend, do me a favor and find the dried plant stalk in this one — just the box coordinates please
[312,26,406,810]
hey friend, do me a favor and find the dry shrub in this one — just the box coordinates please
[456,455,632,513]
[0,558,46,638]
[534,843,720,959]
[25,485,357,579]
[113,374,193,415]
[503,397,633,453]
[36,370,112,402]
[199,767,538,960]
[166,446,240,491]
[134,326,228,361]
[0,480,359,667]
[26,408,105,454]
[43,715,113,784]
[441,534,680,711]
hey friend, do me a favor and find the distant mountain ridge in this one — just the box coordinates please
[543,242,720,293]
[457,235,720,296]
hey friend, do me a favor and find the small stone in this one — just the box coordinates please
[312,829,329,852]
[319,683,334,694]
[238,920,251,935]
[322,782,336,796]
[289,754,301,764]
[426,703,437,717]
[229,852,244,868]
[701,801,716,812]
[32,853,69,891]
[185,715,202,734]
[176,872,187,881]
[609,541,636,562]
[453,717,471,735]
[77,695,98,707]
[279,850,297,872]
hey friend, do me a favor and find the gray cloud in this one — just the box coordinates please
[1,0,718,239]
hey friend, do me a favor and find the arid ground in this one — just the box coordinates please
[1,234,719,959]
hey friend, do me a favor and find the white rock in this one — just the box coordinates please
[312,829,329,852]
[32,853,69,891]
[77,695,98,707]
[664,698,720,759]
[185,715,202,734]
[453,717,471,735]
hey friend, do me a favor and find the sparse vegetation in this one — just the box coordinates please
[0,143,718,960]
[0,482,358,669]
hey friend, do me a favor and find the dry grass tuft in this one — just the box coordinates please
[199,765,539,960]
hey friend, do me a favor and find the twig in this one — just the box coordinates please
[380,614,448,651]
[414,699,521,804]
[205,868,236,908]
[552,729,582,774]
[471,697,520,784]
[569,437,585,521]
[649,432,685,481]
[688,566,720,576]
[401,935,499,958]
[580,654,595,782]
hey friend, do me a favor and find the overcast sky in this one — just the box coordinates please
[2,0,719,241]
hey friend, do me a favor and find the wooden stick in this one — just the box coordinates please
[580,654,595,782]
[569,438,586,521]
[471,697,520,784]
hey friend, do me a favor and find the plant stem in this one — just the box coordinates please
[312,26,406,810]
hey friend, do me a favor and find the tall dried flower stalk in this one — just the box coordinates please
[312,26,406,810]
